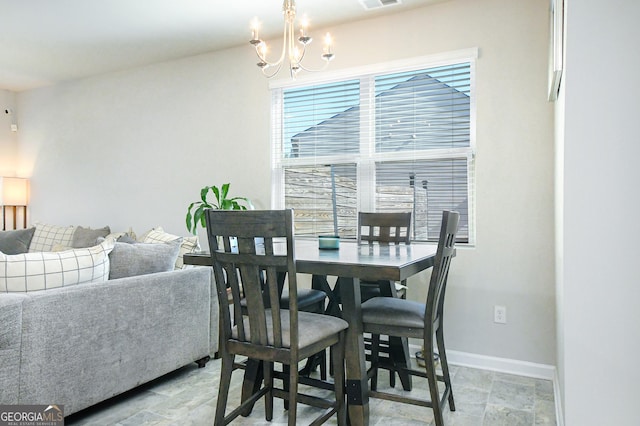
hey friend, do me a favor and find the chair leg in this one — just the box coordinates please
[424,342,444,426]
[287,360,299,426]
[282,364,291,410]
[331,332,347,426]
[320,349,327,380]
[370,334,380,391]
[265,361,274,421]
[436,326,455,411]
[214,352,234,426]
[389,353,395,388]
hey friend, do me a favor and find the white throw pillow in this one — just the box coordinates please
[140,226,200,269]
[0,239,115,293]
[28,223,76,252]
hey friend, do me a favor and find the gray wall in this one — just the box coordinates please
[9,0,556,367]
[0,90,18,176]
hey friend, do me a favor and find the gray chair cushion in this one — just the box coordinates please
[361,297,425,329]
[0,228,36,254]
[108,240,181,279]
[280,288,326,311]
[232,310,347,349]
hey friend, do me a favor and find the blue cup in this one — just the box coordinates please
[318,235,340,250]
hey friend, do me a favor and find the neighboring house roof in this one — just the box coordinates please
[289,71,470,158]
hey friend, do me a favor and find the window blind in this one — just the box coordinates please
[273,59,474,242]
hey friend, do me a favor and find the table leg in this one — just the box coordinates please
[339,277,369,426]
[241,359,262,416]
[389,336,413,390]
[311,274,342,318]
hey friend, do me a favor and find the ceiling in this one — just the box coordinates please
[0,0,445,92]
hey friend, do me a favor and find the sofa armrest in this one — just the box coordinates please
[0,293,28,404]
[203,267,220,356]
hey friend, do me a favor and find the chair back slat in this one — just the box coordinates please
[223,263,246,341]
[358,212,412,245]
[238,263,270,345]
[206,209,298,355]
[425,211,459,327]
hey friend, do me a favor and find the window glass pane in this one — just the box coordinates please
[284,80,360,158]
[375,63,471,153]
[376,159,469,242]
[275,57,475,243]
[284,164,358,237]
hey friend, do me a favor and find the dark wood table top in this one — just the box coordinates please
[184,238,441,281]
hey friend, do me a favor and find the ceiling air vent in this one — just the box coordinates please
[359,0,402,11]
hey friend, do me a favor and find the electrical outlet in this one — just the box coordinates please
[494,305,507,324]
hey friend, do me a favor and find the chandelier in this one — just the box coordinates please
[250,0,334,78]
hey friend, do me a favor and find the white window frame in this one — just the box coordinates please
[271,48,477,244]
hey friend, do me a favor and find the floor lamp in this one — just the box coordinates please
[0,177,29,231]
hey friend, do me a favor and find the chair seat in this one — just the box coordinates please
[280,288,326,310]
[239,288,326,311]
[232,310,348,349]
[362,297,425,329]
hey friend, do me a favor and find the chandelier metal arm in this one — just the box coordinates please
[255,20,289,68]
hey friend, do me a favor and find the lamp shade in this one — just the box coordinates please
[0,177,29,206]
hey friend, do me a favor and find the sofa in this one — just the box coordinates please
[0,224,219,416]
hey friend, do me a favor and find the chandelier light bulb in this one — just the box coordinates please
[250,18,261,43]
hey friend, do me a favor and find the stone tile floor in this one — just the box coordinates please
[66,358,557,425]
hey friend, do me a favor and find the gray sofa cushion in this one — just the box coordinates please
[108,240,181,279]
[71,226,111,248]
[0,228,35,254]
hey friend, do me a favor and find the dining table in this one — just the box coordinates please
[184,237,440,426]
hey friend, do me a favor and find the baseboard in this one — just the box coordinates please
[444,349,556,380]
[407,344,564,424]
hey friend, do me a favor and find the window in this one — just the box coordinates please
[272,51,476,243]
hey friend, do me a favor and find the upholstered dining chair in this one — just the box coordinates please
[205,209,348,426]
[361,210,459,426]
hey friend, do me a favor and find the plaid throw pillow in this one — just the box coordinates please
[0,239,115,292]
[140,226,200,269]
[28,223,76,252]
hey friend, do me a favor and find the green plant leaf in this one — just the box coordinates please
[221,183,230,201]
[200,186,210,203]
[192,204,207,232]
[211,186,221,208]
[186,202,196,233]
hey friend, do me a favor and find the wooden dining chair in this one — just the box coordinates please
[357,211,412,300]
[360,210,459,426]
[205,209,348,426]
[357,211,412,388]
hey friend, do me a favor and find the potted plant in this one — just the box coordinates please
[185,183,253,234]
